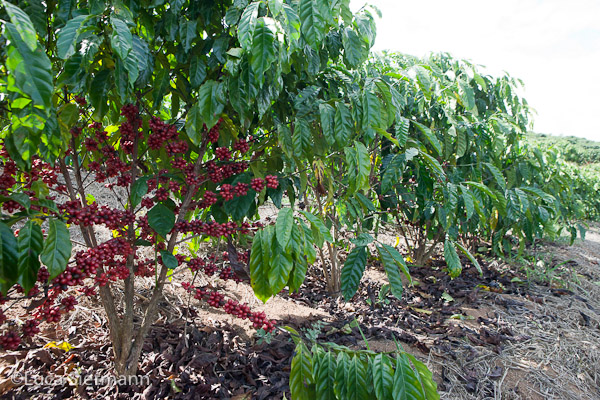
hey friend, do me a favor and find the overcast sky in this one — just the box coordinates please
[350,0,600,141]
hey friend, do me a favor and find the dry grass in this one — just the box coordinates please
[426,227,600,400]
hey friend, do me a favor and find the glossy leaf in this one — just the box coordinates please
[443,239,462,278]
[455,242,482,276]
[341,246,367,300]
[185,101,203,146]
[301,211,333,246]
[419,151,445,180]
[334,102,352,147]
[130,177,149,209]
[485,163,506,191]
[299,0,325,46]
[17,220,43,294]
[41,219,71,280]
[249,229,273,303]
[351,233,374,246]
[362,87,383,129]
[392,353,427,400]
[57,15,89,59]
[3,0,38,51]
[465,181,497,200]
[342,26,368,68]
[290,342,315,399]
[346,355,369,400]
[160,250,179,269]
[372,353,394,400]
[314,348,337,400]
[4,23,53,109]
[197,80,225,130]
[377,245,408,299]
[251,18,276,81]
[413,122,442,156]
[0,222,19,293]
[238,2,259,50]
[147,204,175,238]
[319,103,335,146]
[456,128,467,158]
[275,207,294,249]
[335,352,351,399]
[268,250,294,293]
[152,67,170,111]
[405,353,440,400]
[189,55,207,89]
[110,17,132,60]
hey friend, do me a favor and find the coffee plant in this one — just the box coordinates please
[286,327,439,400]
[0,0,382,377]
[1,0,598,397]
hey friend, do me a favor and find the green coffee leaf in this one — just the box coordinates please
[147,204,175,238]
[455,242,482,276]
[377,245,409,299]
[41,219,71,280]
[393,353,427,399]
[275,207,294,249]
[249,229,273,302]
[341,246,367,300]
[372,353,394,400]
[351,233,373,246]
[3,0,38,51]
[0,222,19,293]
[57,15,90,59]
[290,342,315,399]
[268,250,293,294]
[251,18,276,81]
[444,239,462,278]
[110,17,132,60]
[4,23,53,109]
[130,177,149,209]
[17,220,43,294]
[160,250,178,269]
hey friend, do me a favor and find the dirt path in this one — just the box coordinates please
[430,227,600,399]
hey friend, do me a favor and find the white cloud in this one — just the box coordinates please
[351,0,600,140]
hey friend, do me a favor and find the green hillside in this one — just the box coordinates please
[526,132,600,165]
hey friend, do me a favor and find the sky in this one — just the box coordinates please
[350,0,600,141]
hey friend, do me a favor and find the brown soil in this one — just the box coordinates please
[1,215,599,399]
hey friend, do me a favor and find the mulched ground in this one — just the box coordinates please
[1,319,294,399]
[0,248,544,400]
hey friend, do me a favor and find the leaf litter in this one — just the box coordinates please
[1,223,599,399]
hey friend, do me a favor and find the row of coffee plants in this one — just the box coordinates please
[0,0,441,397]
[261,50,598,304]
[0,0,384,376]
[0,0,596,398]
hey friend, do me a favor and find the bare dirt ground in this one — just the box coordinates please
[427,226,600,400]
[1,217,599,399]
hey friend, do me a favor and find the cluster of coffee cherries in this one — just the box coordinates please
[148,115,190,157]
[174,220,261,238]
[186,254,238,282]
[119,104,143,154]
[0,147,16,192]
[206,160,249,184]
[59,201,134,232]
[207,120,222,143]
[0,145,64,214]
[187,287,276,332]
[0,309,41,350]
[0,101,285,349]
[71,238,134,287]
[0,331,21,350]
[35,265,83,321]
